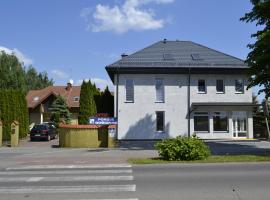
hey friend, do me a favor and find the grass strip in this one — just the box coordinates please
[128,155,270,164]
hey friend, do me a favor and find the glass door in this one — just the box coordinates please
[232,112,247,138]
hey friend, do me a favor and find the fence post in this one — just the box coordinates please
[108,125,116,148]
[10,121,19,147]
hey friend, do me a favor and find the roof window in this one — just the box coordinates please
[33,96,39,102]
[73,96,80,102]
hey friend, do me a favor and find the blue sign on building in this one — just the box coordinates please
[89,117,117,125]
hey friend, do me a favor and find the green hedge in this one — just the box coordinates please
[155,136,211,161]
[0,89,29,140]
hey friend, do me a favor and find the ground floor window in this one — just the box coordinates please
[213,112,228,132]
[194,112,209,132]
[156,111,165,132]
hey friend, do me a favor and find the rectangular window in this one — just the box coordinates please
[198,80,206,93]
[213,112,228,132]
[194,112,209,132]
[216,80,224,93]
[235,79,244,93]
[125,79,134,102]
[73,96,80,102]
[156,111,165,132]
[155,78,164,102]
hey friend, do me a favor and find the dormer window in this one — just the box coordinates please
[73,96,80,102]
[33,96,39,102]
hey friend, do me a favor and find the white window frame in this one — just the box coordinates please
[194,112,209,133]
[198,79,206,94]
[156,111,165,132]
[155,78,165,103]
[125,79,134,102]
[216,80,225,94]
[213,111,229,133]
[235,79,244,94]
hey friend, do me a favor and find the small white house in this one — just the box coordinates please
[106,40,254,140]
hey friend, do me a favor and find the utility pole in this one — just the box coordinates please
[262,100,270,139]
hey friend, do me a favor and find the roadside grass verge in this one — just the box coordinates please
[128,155,270,164]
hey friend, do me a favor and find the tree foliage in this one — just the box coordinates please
[0,89,29,140]
[0,51,53,93]
[99,86,114,117]
[49,95,71,125]
[253,95,270,138]
[78,80,97,124]
[241,0,270,98]
[78,80,114,124]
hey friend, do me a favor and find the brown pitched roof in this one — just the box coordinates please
[26,85,81,109]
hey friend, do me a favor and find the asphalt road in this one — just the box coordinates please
[133,163,270,200]
[0,163,270,200]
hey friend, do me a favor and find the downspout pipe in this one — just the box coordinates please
[187,67,191,138]
[115,68,119,140]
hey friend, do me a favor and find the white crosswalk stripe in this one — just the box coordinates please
[6,164,132,170]
[0,164,138,200]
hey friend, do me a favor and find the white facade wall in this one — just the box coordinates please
[115,73,253,140]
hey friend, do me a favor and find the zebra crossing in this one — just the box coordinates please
[0,164,138,200]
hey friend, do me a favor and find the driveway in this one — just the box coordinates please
[205,140,270,155]
[18,137,59,148]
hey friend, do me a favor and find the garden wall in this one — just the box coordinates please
[59,124,116,148]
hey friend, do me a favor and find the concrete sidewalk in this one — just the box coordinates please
[0,145,158,169]
[1,139,270,169]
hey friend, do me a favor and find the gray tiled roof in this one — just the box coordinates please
[107,40,247,68]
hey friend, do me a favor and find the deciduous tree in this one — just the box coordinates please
[241,0,270,98]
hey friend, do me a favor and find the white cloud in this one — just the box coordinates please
[0,46,33,65]
[76,78,113,91]
[82,0,174,33]
[51,69,69,79]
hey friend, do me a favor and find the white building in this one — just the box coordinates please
[106,40,254,140]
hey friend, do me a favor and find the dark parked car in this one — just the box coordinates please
[30,123,57,141]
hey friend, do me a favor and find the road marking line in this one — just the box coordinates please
[69,199,139,200]
[0,185,136,193]
[26,177,43,182]
[0,169,132,175]
[0,176,133,182]
[6,164,132,170]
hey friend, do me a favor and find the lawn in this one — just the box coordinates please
[128,155,270,164]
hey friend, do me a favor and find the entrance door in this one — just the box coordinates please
[232,111,247,138]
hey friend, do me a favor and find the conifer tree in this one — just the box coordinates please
[101,86,114,117]
[78,80,97,124]
[50,95,71,125]
[0,89,29,140]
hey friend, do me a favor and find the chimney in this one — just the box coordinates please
[66,79,73,91]
[121,53,128,58]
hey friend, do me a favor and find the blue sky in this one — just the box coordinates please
[0,0,262,98]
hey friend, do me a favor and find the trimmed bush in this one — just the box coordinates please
[155,136,211,161]
[0,89,29,140]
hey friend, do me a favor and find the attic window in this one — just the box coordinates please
[73,96,80,102]
[33,96,39,102]
[191,54,202,60]
[163,53,174,61]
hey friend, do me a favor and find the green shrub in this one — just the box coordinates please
[155,136,211,161]
[0,89,29,140]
